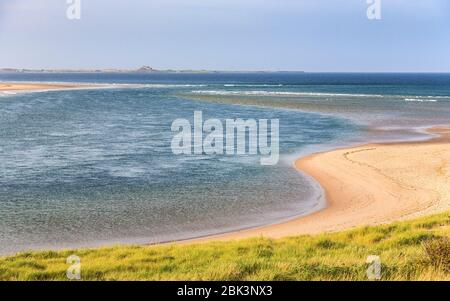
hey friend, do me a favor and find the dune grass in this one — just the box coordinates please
[0,211,449,281]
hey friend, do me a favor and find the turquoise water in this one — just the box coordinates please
[1,73,449,254]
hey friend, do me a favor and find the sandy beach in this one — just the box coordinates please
[189,126,450,243]
[0,82,83,92]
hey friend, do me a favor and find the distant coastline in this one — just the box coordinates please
[0,66,306,74]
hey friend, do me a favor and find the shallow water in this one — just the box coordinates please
[0,72,449,254]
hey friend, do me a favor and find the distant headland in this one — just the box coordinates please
[0,66,305,74]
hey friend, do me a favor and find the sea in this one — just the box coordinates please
[1,72,450,254]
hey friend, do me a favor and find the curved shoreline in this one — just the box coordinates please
[184,126,450,243]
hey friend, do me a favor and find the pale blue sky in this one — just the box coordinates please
[0,0,449,71]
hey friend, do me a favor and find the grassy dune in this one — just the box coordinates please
[0,212,449,281]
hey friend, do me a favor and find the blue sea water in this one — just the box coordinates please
[1,72,450,254]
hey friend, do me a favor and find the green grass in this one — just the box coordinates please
[1,212,449,281]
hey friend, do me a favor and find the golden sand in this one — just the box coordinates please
[0,82,82,92]
[188,127,450,242]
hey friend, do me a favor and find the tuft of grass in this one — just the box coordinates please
[422,237,449,272]
[315,238,345,249]
[0,211,449,281]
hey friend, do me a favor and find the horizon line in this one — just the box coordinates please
[1,67,450,74]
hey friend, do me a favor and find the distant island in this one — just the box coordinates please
[0,66,305,74]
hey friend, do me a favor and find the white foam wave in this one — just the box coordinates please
[0,91,19,97]
[404,98,438,102]
[190,90,385,97]
[140,84,207,88]
[223,84,283,87]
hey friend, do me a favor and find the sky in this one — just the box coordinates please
[0,0,449,72]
